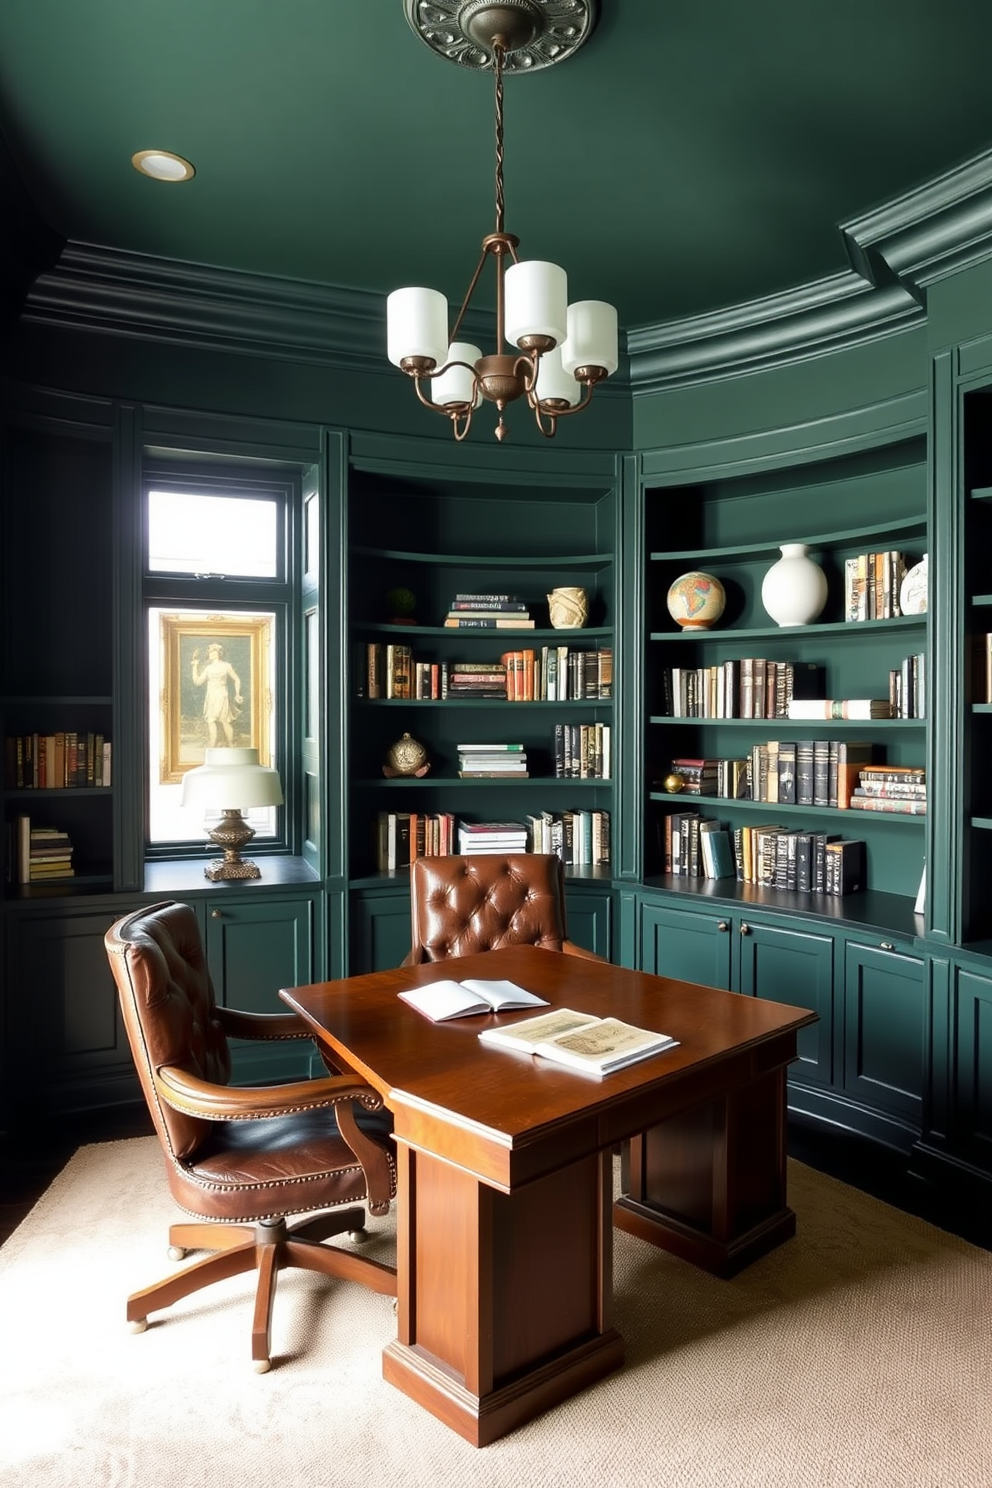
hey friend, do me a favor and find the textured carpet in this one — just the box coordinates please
[1,1137,989,1488]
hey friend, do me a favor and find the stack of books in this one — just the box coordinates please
[847,764,927,815]
[443,593,534,629]
[447,662,507,699]
[553,723,611,779]
[667,757,719,795]
[526,809,611,865]
[843,550,909,621]
[457,820,530,854]
[15,816,75,884]
[457,744,528,778]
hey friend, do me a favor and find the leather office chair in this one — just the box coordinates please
[402,852,606,964]
[105,899,397,1372]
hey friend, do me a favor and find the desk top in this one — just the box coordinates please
[281,947,816,1190]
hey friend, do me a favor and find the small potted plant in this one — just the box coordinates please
[386,586,417,624]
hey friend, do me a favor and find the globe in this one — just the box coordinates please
[666,571,726,630]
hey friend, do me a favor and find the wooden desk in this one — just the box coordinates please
[281,945,816,1446]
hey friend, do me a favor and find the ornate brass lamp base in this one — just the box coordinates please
[202,809,262,881]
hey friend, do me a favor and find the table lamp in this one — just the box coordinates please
[181,747,283,881]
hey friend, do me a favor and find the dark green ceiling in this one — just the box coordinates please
[2,0,992,331]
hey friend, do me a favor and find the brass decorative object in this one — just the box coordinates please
[387,1,617,443]
[383,732,431,778]
[663,773,685,795]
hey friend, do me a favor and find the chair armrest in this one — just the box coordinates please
[400,946,425,967]
[562,939,608,963]
[215,1006,312,1042]
[155,1065,384,1123]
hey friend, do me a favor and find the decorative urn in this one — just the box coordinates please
[383,732,430,778]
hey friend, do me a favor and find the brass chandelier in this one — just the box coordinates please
[387,0,616,442]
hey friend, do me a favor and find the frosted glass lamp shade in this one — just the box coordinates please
[561,300,619,376]
[386,287,449,369]
[504,260,568,346]
[431,342,483,407]
[534,345,582,406]
[181,748,283,809]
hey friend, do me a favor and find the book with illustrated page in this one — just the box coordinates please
[397,979,549,1022]
[480,1009,679,1075]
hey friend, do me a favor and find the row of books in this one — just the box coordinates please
[358,644,612,701]
[5,732,112,790]
[457,743,529,778]
[662,660,824,719]
[843,550,910,622]
[661,745,925,811]
[13,815,75,884]
[553,722,611,780]
[443,592,535,629]
[662,812,864,895]
[887,653,926,718]
[374,811,612,870]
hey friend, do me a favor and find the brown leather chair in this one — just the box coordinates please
[402,852,606,964]
[105,900,396,1372]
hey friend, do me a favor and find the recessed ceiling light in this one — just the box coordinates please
[131,149,195,182]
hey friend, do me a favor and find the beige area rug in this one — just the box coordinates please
[1,1138,989,1488]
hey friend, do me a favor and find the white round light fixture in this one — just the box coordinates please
[131,149,195,182]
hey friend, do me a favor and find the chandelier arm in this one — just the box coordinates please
[532,403,559,438]
[537,381,598,421]
[450,248,491,345]
[512,350,539,395]
[451,406,474,441]
[410,362,480,416]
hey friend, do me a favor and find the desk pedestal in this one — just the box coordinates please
[383,1145,623,1447]
[614,1064,794,1277]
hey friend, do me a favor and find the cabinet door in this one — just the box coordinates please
[349,886,411,974]
[842,941,924,1129]
[738,919,833,1087]
[564,886,613,960]
[205,895,316,1083]
[4,903,144,1115]
[639,901,733,990]
[950,966,992,1172]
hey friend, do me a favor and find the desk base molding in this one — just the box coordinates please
[613,1195,797,1278]
[382,1330,625,1448]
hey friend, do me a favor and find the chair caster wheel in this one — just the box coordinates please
[129,1318,148,1334]
[253,1358,271,1374]
[348,1228,367,1244]
[168,1246,186,1261]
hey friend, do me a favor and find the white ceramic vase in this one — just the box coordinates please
[760,543,828,627]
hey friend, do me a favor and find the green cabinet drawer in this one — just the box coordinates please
[842,940,924,1128]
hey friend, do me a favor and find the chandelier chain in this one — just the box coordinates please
[494,42,505,235]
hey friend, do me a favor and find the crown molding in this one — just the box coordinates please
[626,271,923,393]
[629,147,992,393]
[841,145,992,293]
[20,242,396,371]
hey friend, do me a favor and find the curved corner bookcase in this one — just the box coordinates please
[643,434,929,931]
[346,463,617,886]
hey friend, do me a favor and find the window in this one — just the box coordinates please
[143,468,296,850]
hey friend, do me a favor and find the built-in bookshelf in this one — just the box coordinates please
[0,424,116,896]
[346,457,617,883]
[961,387,992,946]
[643,436,929,919]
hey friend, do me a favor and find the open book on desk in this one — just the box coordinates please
[480,1008,679,1076]
[398,978,549,1023]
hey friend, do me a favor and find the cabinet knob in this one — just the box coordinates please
[717,920,729,932]
[211,909,222,919]
[879,940,895,951]
[740,922,751,936]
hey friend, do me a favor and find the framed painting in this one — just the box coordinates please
[159,612,274,783]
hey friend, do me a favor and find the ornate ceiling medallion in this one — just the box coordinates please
[403,0,599,72]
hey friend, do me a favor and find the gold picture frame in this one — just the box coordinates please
[159,613,273,783]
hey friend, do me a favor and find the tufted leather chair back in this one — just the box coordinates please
[406,853,569,963]
[106,899,231,1162]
